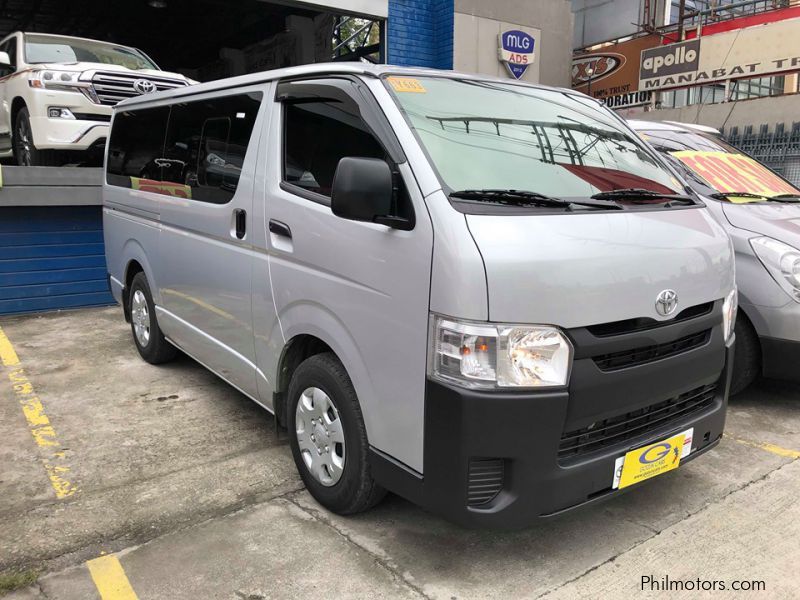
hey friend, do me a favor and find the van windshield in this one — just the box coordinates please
[384,76,683,202]
[24,34,158,70]
[638,128,800,202]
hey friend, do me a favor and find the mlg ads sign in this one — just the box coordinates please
[499,30,536,79]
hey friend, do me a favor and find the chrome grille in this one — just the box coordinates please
[90,71,187,106]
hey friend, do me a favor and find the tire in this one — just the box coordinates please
[730,313,761,395]
[13,107,58,166]
[287,353,386,515]
[128,272,177,365]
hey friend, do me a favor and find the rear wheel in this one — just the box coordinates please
[13,107,58,166]
[128,272,177,364]
[730,313,760,395]
[288,353,385,514]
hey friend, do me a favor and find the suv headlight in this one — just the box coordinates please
[29,70,86,91]
[750,236,800,302]
[722,289,737,343]
[428,315,573,389]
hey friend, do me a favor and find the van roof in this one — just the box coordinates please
[115,62,579,109]
[628,119,721,135]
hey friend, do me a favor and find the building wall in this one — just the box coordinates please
[453,0,573,86]
[387,0,454,69]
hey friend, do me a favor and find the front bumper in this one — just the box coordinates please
[371,302,733,528]
[30,115,108,151]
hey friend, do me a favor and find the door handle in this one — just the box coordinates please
[234,209,246,239]
[268,219,292,239]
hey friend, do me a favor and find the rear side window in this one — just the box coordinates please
[283,100,385,197]
[106,92,262,203]
[106,106,170,191]
[161,92,263,204]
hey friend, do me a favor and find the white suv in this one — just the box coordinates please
[0,32,193,166]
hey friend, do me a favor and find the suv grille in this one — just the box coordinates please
[467,458,505,507]
[558,383,718,460]
[90,71,187,106]
[593,329,710,372]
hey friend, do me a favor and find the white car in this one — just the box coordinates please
[0,31,193,166]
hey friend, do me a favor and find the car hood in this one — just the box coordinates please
[33,62,189,81]
[466,208,734,327]
[721,201,800,244]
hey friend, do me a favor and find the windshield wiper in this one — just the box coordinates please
[449,189,623,210]
[768,193,800,202]
[591,188,696,206]
[710,192,769,201]
[710,192,800,203]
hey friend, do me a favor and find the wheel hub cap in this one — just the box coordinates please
[131,289,151,346]
[295,386,345,486]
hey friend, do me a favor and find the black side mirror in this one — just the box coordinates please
[331,157,411,229]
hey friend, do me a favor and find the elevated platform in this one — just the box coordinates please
[0,166,113,316]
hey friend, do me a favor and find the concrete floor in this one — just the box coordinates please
[1,307,798,599]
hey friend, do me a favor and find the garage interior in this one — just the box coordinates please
[0,0,385,316]
[0,0,384,79]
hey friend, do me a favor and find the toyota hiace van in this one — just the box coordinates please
[104,64,736,527]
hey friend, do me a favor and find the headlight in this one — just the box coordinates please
[428,315,572,389]
[750,236,800,302]
[29,70,86,91]
[722,289,737,343]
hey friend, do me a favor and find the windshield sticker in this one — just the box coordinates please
[387,77,427,93]
[671,150,799,198]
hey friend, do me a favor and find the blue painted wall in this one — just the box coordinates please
[388,0,454,69]
[0,206,115,315]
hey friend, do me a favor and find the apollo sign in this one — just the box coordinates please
[498,30,536,79]
[640,39,700,79]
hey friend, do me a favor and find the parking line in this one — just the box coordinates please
[728,434,800,459]
[0,325,79,499]
[87,555,139,600]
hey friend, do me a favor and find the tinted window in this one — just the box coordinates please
[161,92,262,204]
[106,107,170,191]
[4,38,16,69]
[283,100,385,197]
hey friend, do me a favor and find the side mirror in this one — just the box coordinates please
[0,51,10,66]
[331,157,396,226]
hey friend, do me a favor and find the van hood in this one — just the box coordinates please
[33,62,189,81]
[466,208,733,327]
[721,201,800,245]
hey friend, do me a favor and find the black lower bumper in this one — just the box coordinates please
[370,336,733,529]
[760,336,800,381]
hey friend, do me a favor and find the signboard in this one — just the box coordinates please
[498,30,536,80]
[572,35,661,108]
[640,17,800,90]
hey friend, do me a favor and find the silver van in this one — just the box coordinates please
[631,120,800,394]
[104,64,736,528]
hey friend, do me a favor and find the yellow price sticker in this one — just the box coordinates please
[387,77,427,93]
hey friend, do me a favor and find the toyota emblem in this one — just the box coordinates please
[133,79,156,94]
[655,289,678,317]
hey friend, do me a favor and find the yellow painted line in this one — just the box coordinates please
[87,555,139,600]
[0,326,79,498]
[727,434,800,459]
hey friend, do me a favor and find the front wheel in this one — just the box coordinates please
[287,353,385,514]
[730,314,760,395]
[13,107,58,166]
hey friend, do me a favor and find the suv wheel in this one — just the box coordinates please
[287,353,386,514]
[13,107,57,166]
